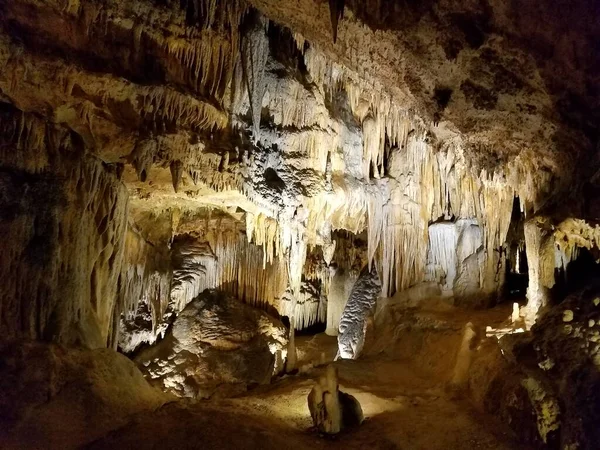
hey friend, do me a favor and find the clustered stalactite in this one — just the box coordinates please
[0,5,517,345]
[0,108,128,348]
[0,0,596,353]
[328,0,345,44]
[1,1,599,448]
[118,228,173,353]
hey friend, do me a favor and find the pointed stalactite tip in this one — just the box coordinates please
[329,0,345,43]
[170,160,184,193]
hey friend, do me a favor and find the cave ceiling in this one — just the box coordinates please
[1,0,598,243]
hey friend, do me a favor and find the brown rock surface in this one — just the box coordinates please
[0,341,170,450]
[135,289,288,398]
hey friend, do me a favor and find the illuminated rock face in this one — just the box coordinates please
[326,268,358,336]
[0,0,597,346]
[0,0,599,446]
[307,364,363,434]
[337,267,380,360]
[425,220,488,305]
[2,0,591,342]
[135,290,288,398]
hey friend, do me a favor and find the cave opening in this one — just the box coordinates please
[502,196,528,302]
[552,246,600,303]
[281,316,327,336]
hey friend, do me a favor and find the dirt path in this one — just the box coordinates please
[89,353,524,450]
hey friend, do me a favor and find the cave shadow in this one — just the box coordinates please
[551,247,600,305]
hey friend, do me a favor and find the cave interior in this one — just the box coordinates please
[1,0,599,449]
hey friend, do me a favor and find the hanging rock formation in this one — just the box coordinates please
[241,13,270,140]
[337,266,381,359]
[328,0,345,43]
[425,219,487,306]
[0,0,599,447]
[2,0,592,337]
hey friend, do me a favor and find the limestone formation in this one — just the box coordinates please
[337,266,381,360]
[307,364,363,434]
[0,0,599,447]
[425,219,488,305]
[135,290,288,398]
[1,0,592,341]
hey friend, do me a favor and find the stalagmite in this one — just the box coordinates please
[1,0,598,447]
[450,322,477,387]
[286,317,297,372]
[307,364,363,434]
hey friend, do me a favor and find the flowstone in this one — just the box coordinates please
[337,266,381,359]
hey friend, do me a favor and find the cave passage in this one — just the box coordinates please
[1,0,599,449]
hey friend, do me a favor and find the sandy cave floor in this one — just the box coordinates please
[89,304,526,450]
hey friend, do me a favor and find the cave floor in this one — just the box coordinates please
[89,329,525,450]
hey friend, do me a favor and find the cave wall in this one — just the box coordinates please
[0,107,128,348]
[0,0,597,354]
[0,0,542,339]
[0,105,175,351]
[118,228,172,352]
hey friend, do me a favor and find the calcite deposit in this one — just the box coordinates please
[1,0,598,343]
[307,364,364,434]
[0,0,599,448]
[135,290,288,398]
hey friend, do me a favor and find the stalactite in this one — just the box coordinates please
[426,223,458,291]
[140,88,227,132]
[170,160,184,193]
[163,35,236,103]
[362,114,384,179]
[170,236,218,312]
[328,0,346,44]
[278,281,325,330]
[118,228,172,353]
[0,109,132,348]
[288,228,308,297]
[130,139,157,182]
[241,15,270,140]
[167,216,290,316]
